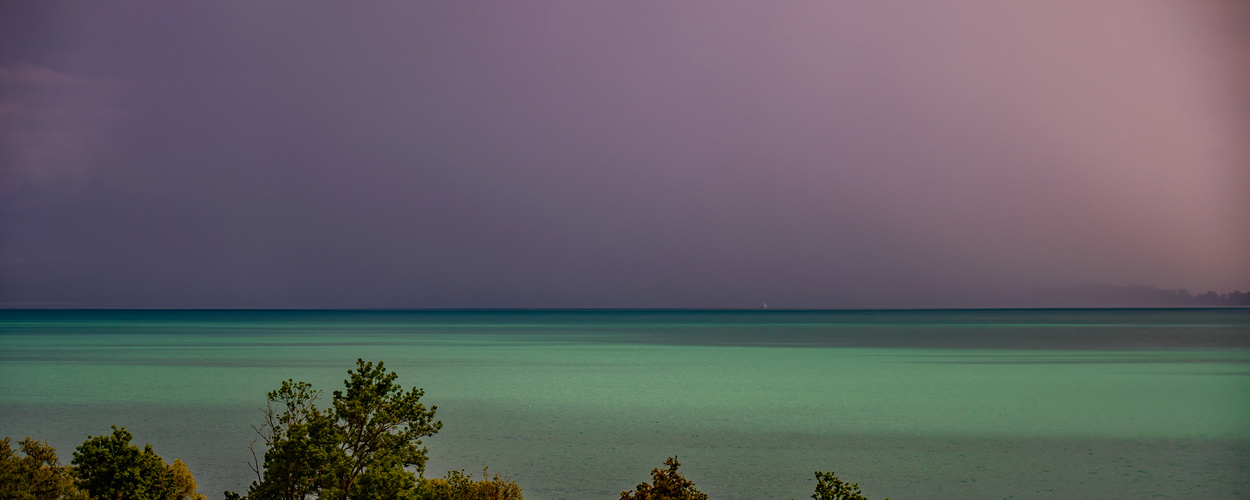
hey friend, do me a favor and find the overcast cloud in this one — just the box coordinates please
[2,0,1247,308]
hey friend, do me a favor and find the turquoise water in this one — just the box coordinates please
[1,309,1248,499]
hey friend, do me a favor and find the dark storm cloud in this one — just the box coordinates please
[2,0,1247,308]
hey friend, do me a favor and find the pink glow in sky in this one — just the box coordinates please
[1,0,1247,308]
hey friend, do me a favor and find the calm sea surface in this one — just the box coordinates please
[2,309,1248,499]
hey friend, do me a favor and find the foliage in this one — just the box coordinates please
[238,359,442,500]
[0,436,88,500]
[70,426,203,500]
[806,470,885,500]
[415,467,524,500]
[618,457,708,500]
[170,459,207,500]
[245,380,340,500]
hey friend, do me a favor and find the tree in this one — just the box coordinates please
[0,436,88,500]
[806,470,886,500]
[70,426,203,500]
[245,380,341,500]
[618,457,708,500]
[170,459,206,500]
[240,359,442,500]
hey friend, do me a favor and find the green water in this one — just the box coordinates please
[2,309,1248,499]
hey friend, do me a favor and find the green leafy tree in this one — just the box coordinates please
[803,470,886,500]
[245,380,342,500]
[0,436,88,500]
[70,426,203,500]
[618,457,708,500]
[240,359,442,500]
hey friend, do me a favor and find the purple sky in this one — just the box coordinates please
[2,1,1248,308]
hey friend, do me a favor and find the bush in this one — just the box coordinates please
[416,467,524,500]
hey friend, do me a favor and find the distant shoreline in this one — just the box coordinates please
[1,305,1248,311]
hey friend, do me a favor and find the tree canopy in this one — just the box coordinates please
[1,437,88,500]
[618,457,708,500]
[804,470,886,500]
[70,426,204,500]
[239,359,442,500]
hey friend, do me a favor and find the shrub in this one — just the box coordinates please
[416,467,524,500]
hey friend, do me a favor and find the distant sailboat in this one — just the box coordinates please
[761,302,768,309]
